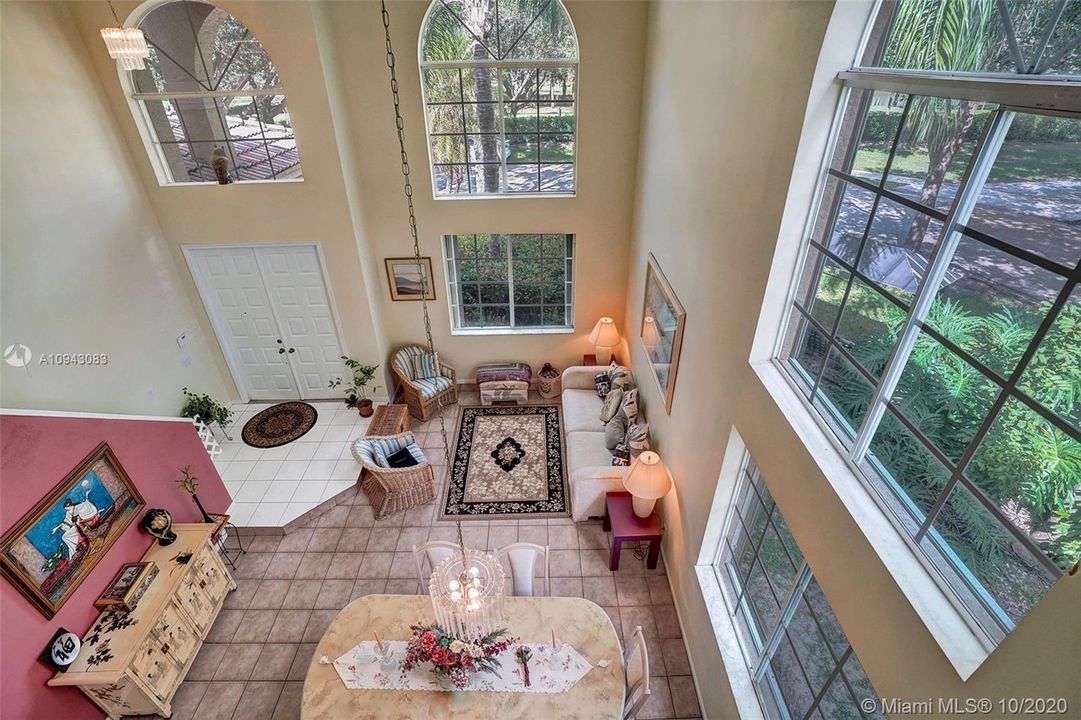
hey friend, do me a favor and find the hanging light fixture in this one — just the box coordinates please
[379,0,506,640]
[100,0,150,70]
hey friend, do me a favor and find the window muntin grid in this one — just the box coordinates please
[777,4,1081,645]
[419,0,578,197]
[444,234,574,331]
[714,454,884,720]
[128,1,301,184]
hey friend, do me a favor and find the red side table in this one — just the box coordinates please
[602,491,663,570]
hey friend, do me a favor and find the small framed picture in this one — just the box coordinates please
[94,561,158,612]
[385,257,436,301]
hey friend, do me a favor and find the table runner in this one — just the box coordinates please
[334,641,593,694]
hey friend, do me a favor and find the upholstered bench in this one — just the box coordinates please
[476,362,532,405]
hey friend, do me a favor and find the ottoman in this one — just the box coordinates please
[476,362,532,405]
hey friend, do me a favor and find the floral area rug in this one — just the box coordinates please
[441,405,568,519]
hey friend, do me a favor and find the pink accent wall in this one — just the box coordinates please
[0,414,231,720]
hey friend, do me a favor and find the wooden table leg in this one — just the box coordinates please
[646,537,661,569]
[610,538,622,571]
[602,506,611,533]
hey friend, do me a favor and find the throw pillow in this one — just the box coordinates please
[594,372,611,399]
[385,446,419,468]
[605,408,629,451]
[599,387,624,423]
[410,351,440,379]
[626,421,650,453]
[611,443,631,466]
[621,387,640,424]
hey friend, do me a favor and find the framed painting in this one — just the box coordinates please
[385,257,436,301]
[0,443,145,619]
[640,254,686,415]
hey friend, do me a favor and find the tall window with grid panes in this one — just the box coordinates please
[779,0,1081,646]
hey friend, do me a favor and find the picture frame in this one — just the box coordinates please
[385,257,436,301]
[0,442,145,619]
[94,561,158,611]
[640,254,686,415]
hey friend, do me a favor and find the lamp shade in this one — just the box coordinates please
[588,317,622,348]
[642,316,660,351]
[624,451,672,500]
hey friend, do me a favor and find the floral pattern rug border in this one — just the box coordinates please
[440,405,569,520]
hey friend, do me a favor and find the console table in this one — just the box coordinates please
[602,491,663,570]
[48,524,235,718]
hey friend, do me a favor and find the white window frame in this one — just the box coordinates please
[443,234,576,335]
[417,1,579,199]
[750,0,1081,679]
[116,0,303,187]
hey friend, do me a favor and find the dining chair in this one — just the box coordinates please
[495,542,550,597]
[622,625,651,719]
[412,541,460,593]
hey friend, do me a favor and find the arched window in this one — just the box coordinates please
[122,0,301,184]
[419,0,578,197]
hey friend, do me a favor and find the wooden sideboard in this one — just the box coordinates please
[48,523,235,718]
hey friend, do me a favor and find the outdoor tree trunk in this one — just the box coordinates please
[464,0,500,193]
[904,99,980,253]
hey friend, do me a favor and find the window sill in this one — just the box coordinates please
[157,178,306,188]
[433,192,576,201]
[450,327,575,337]
[694,564,767,720]
[751,358,996,680]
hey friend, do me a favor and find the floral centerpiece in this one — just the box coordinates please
[402,624,517,688]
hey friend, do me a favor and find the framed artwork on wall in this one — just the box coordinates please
[385,257,436,301]
[640,254,686,415]
[0,442,145,619]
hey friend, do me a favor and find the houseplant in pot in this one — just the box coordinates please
[329,357,383,417]
[181,388,233,432]
[176,465,214,524]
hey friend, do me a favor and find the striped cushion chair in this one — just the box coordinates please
[390,345,458,421]
[351,432,435,520]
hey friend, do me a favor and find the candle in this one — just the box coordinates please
[374,631,384,651]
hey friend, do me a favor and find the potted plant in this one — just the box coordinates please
[181,388,233,430]
[176,465,214,524]
[329,357,383,417]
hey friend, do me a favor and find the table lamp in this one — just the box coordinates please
[642,315,660,355]
[588,317,622,364]
[623,451,672,518]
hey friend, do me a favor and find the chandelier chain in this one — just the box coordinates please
[381,1,462,557]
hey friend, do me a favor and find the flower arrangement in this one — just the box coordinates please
[402,624,517,689]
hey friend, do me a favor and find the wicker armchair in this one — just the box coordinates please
[351,432,435,520]
[390,345,458,421]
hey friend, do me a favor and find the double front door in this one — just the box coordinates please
[187,244,346,401]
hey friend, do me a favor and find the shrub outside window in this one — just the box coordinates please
[778,0,1081,646]
[444,234,574,332]
[419,0,579,197]
[124,0,301,184]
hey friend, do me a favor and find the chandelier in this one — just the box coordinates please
[379,0,506,640]
[100,1,150,70]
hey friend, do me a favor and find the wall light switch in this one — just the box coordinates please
[176,332,189,349]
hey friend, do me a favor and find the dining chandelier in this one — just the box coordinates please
[100,1,150,70]
[379,0,506,640]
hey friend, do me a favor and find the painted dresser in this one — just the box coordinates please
[48,524,235,718]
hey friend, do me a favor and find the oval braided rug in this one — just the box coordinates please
[241,402,319,448]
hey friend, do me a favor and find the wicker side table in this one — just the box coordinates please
[366,404,411,436]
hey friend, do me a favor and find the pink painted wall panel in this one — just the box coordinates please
[0,414,230,720]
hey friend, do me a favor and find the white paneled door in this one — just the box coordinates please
[187,245,346,401]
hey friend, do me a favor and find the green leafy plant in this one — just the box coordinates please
[329,357,383,408]
[181,388,233,427]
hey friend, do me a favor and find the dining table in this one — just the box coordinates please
[302,594,626,719]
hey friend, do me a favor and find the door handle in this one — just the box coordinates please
[279,348,286,354]
[288,348,295,354]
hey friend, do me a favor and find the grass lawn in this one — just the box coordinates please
[855,141,1079,183]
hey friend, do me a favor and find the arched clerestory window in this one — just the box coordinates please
[419,0,578,197]
[120,0,301,184]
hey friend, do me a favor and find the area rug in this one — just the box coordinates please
[241,402,318,448]
[441,405,568,519]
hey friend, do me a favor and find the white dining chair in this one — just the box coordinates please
[412,541,459,593]
[622,625,651,719]
[495,542,550,597]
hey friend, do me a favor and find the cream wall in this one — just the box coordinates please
[626,1,1081,717]
[0,1,230,415]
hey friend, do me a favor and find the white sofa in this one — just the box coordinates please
[562,366,636,522]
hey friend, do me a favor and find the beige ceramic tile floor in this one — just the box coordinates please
[153,396,701,720]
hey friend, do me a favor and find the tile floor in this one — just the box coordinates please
[176,394,701,719]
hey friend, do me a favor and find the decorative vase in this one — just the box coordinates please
[357,399,374,417]
[141,508,177,546]
[190,493,214,524]
[537,363,560,399]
